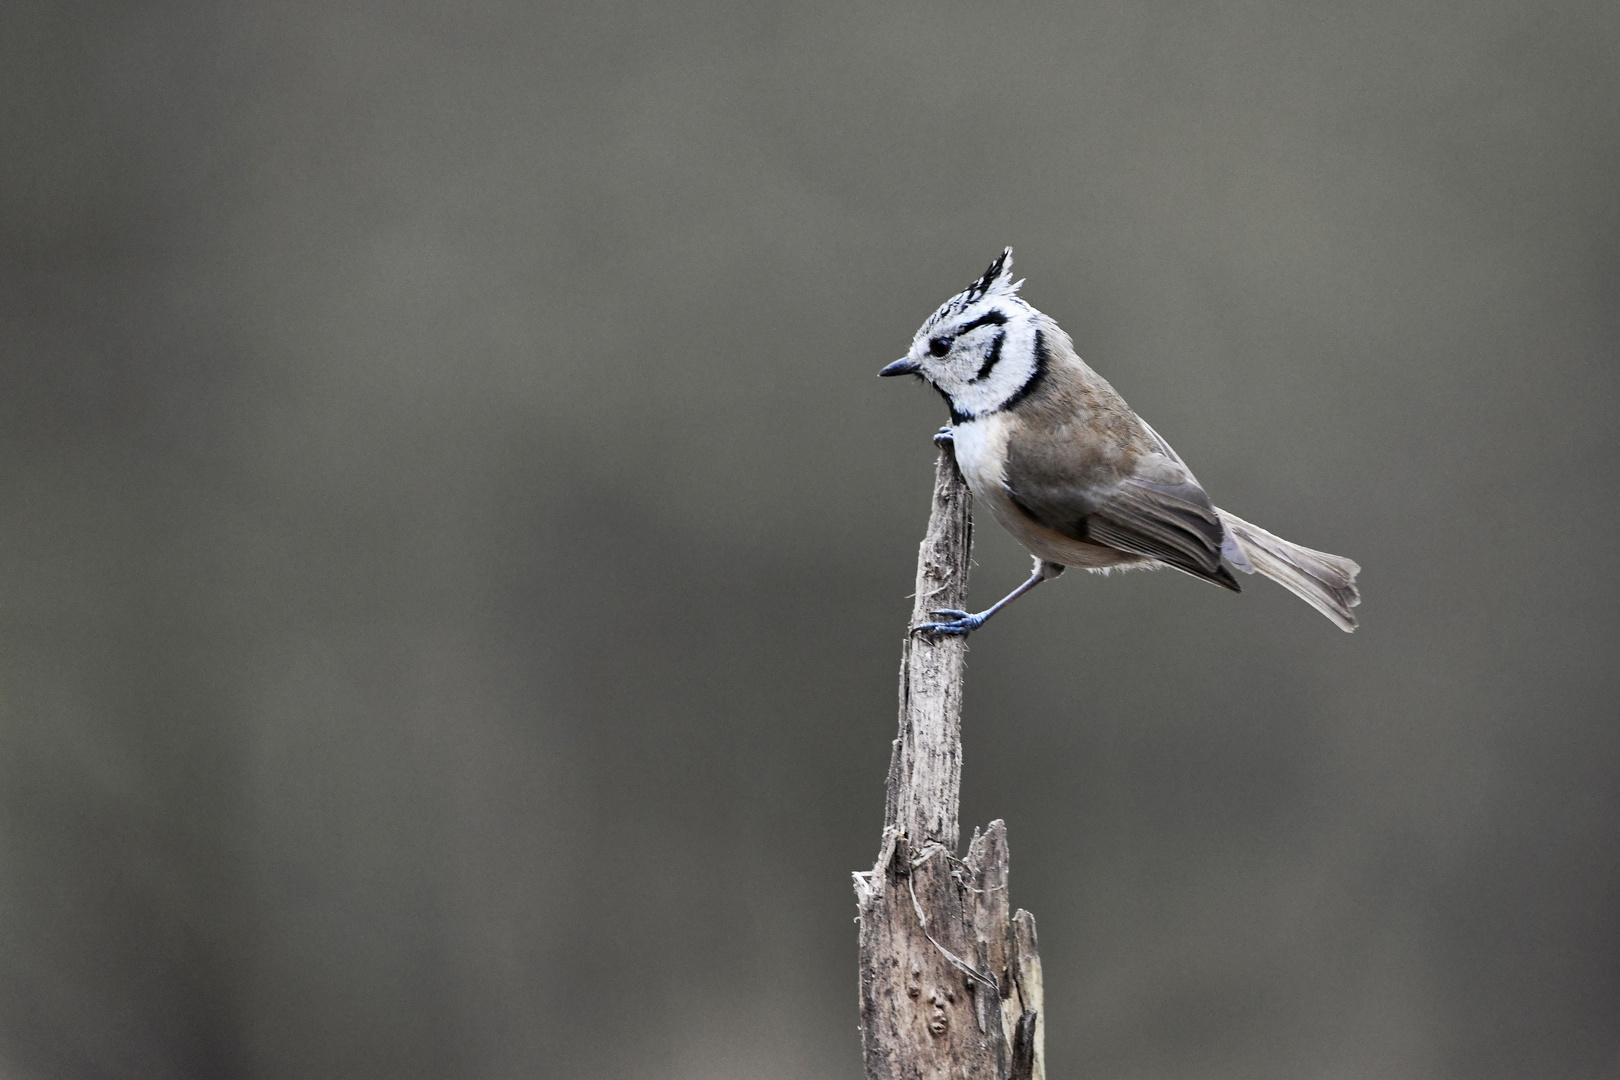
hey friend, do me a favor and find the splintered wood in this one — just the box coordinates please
[854,446,1047,1080]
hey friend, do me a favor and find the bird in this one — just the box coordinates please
[880,248,1360,635]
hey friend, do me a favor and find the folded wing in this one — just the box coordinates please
[1003,437,1241,592]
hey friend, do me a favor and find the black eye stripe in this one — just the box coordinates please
[969,332,1005,382]
[995,328,1050,411]
[956,311,1008,334]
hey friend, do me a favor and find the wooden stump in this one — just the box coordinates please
[854,445,1047,1080]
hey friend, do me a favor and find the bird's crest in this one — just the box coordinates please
[926,247,1023,331]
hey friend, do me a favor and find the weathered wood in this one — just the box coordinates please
[855,445,1047,1080]
[884,445,973,852]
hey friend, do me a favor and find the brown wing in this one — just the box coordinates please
[1003,437,1241,592]
[1079,477,1240,591]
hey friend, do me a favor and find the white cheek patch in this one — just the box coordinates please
[939,317,1039,419]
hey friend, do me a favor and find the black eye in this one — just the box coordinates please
[928,337,952,357]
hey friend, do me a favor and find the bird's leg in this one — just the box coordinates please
[912,559,1065,637]
[932,426,953,447]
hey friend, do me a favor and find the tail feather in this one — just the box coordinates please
[1216,509,1361,632]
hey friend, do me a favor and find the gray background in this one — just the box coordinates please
[3,1,1618,1077]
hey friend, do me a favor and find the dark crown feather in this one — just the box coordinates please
[925,247,1023,331]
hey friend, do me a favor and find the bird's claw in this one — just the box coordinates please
[910,610,985,637]
[933,427,954,447]
[911,620,975,637]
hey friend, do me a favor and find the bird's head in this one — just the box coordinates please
[880,248,1045,422]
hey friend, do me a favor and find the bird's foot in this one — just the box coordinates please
[932,427,954,447]
[910,608,986,637]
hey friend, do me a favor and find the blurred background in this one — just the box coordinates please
[3,1,1617,1077]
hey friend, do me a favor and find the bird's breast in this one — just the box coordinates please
[947,415,1009,501]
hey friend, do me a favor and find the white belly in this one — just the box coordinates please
[949,416,1149,571]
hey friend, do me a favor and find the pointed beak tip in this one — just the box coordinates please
[878,358,921,378]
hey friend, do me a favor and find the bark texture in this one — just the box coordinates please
[854,445,1046,1080]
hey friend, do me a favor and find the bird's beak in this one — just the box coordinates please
[879,357,921,377]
